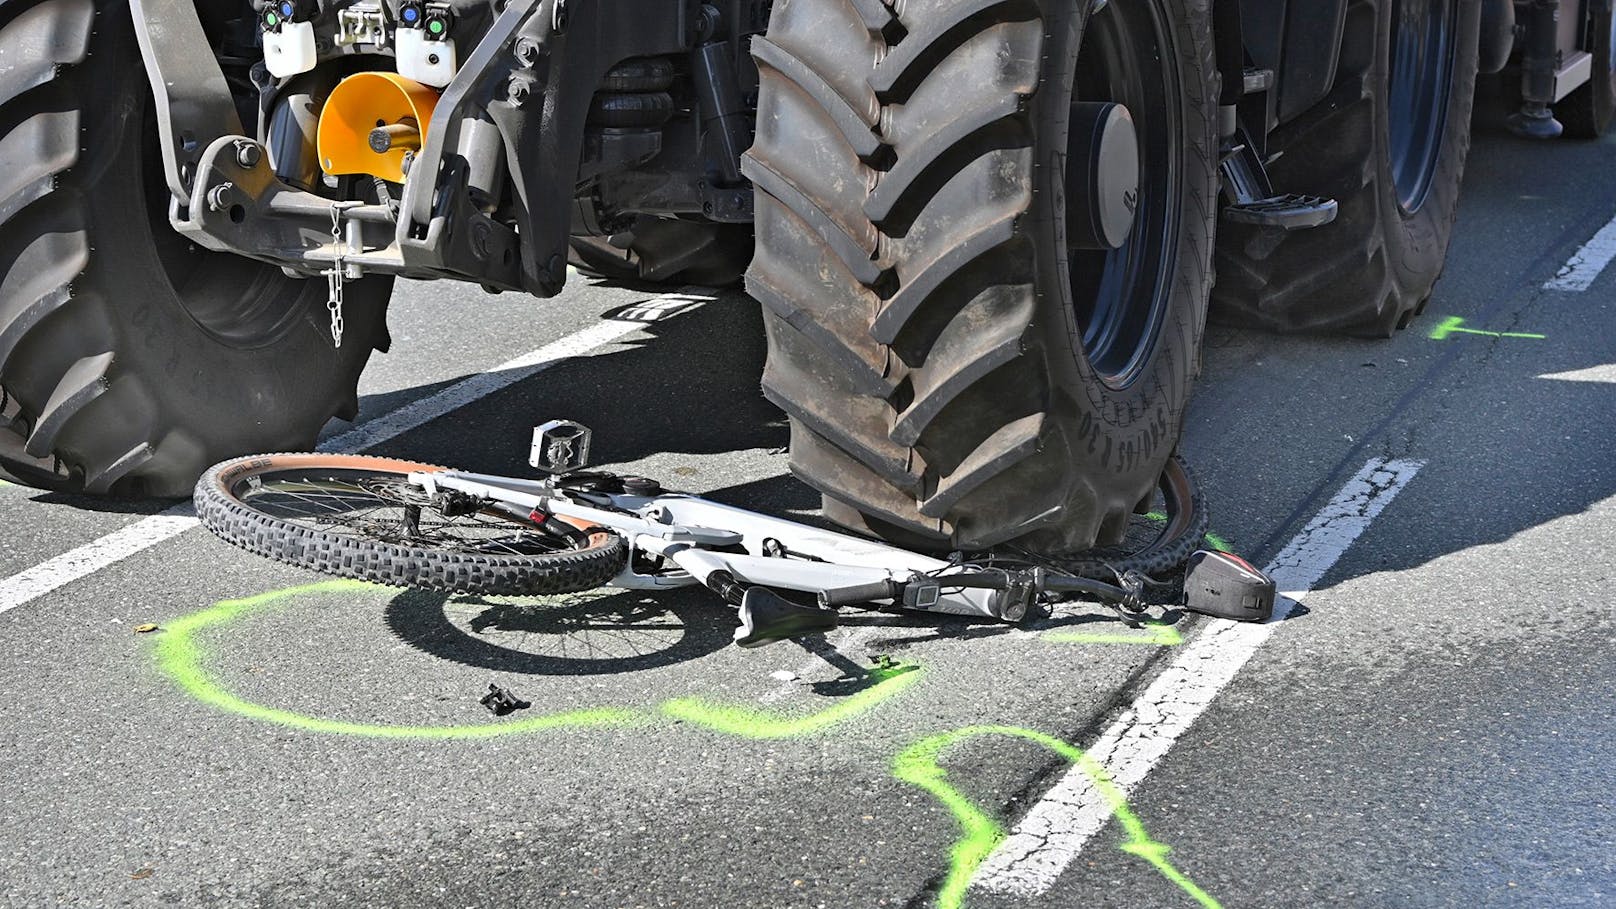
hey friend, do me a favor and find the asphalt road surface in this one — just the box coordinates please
[1,102,1613,909]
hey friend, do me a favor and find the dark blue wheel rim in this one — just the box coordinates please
[1388,0,1458,214]
[1067,0,1181,388]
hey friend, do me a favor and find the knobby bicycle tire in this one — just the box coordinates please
[195,453,628,596]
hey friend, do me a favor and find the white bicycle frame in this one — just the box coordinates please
[409,469,1008,620]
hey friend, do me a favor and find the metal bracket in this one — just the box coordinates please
[130,0,245,210]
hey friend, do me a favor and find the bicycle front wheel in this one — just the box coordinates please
[195,454,628,595]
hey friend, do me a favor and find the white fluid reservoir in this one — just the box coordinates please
[263,21,317,78]
[397,28,457,88]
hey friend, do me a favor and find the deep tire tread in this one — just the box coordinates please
[750,36,883,157]
[24,349,109,457]
[749,0,1217,551]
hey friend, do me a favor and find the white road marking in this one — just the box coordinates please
[0,289,718,617]
[0,509,198,614]
[1538,364,1616,384]
[973,457,1425,897]
[1545,213,1616,291]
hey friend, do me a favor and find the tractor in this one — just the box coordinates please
[0,0,1601,554]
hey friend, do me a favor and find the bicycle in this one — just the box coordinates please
[195,422,1274,648]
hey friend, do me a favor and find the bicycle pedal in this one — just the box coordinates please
[733,587,839,648]
[530,419,592,474]
[479,683,530,716]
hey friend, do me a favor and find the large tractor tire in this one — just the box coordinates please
[745,0,1218,552]
[0,0,390,497]
[1211,0,1481,336]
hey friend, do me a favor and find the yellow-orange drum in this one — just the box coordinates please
[316,71,440,183]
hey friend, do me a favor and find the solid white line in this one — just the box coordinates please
[1545,213,1616,291]
[973,457,1425,897]
[1538,364,1616,384]
[0,289,718,617]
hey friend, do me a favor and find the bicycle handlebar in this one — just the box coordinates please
[818,579,905,608]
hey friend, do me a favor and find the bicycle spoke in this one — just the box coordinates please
[239,470,573,556]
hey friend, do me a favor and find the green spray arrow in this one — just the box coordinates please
[1428,315,1544,341]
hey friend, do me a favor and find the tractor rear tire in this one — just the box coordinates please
[0,0,390,497]
[1211,0,1481,336]
[746,0,1218,552]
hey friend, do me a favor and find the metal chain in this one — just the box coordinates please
[325,203,349,349]
[323,201,370,348]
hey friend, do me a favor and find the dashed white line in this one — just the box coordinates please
[972,457,1426,897]
[1538,364,1616,384]
[0,289,717,617]
[1545,212,1616,291]
[0,509,198,614]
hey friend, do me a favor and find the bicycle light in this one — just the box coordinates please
[1181,550,1275,622]
[531,420,592,474]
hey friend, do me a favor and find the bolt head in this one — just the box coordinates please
[514,36,542,66]
[234,141,263,168]
[206,182,238,212]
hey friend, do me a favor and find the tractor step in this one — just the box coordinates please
[1221,194,1339,230]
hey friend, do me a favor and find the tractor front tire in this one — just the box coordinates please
[0,0,390,496]
[746,0,1218,552]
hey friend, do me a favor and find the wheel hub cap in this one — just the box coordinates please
[1067,101,1139,251]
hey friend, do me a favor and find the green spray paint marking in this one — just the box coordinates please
[1428,315,1545,341]
[1143,512,1231,553]
[1043,619,1183,646]
[154,580,639,738]
[155,580,920,741]
[156,585,1217,907]
[661,661,922,739]
[894,725,1221,909]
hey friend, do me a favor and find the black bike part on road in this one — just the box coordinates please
[196,454,629,596]
[745,0,1218,553]
[1211,0,1481,336]
[1560,0,1616,139]
[0,0,389,497]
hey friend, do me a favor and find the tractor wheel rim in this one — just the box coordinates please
[1388,0,1458,214]
[140,94,316,350]
[1066,0,1182,389]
